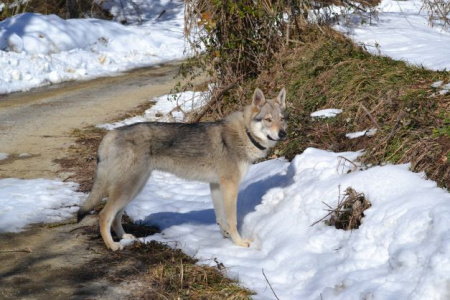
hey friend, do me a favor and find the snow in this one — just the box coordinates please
[98,90,210,130]
[346,128,377,139]
[335,0,450,71]
[0,1,186,94]
[0,179,84,233]
[431,80,450,95]
[0,0,449,299]
[311,108,343,118]
[124,148,450,300]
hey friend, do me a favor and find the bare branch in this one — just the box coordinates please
[262,269,280,300]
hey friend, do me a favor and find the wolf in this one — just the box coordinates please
[77,88,287,251]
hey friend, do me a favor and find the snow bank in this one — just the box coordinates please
[99,91,210,130]
[0,7,185,94]
[122,148,450,300]
[335,0,450,71]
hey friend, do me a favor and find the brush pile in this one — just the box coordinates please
[313,187,371,230]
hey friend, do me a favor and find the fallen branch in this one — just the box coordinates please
[190,81,238,123]
[262,269,280,300]
[47,219,77,228]
[337,156,358,173]
[361,104,381,130]
[0,247,33,254]
[69,225,91,233]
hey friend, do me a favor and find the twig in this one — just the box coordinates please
[311,186,348,227]
[385,110,405,145]
[360,104,381,130]
[180,259,184,287]
[262,269,280,300]
[337,156,358,173]
[69,225,91,233]
[47,219,77,228]
[322,201,333,209]
[310,209,335,227]
[190,81,238,123]
[0,247,32,254]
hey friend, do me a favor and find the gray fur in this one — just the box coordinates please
[78,88,287,251]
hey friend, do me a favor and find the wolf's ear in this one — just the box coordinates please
[252,88,266,109]
[276,88,286,109]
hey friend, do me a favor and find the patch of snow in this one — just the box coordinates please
[311,108,343,118]
[346,128,377,139]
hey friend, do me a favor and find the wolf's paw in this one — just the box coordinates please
[122,233,136,240]
[108,242,124,251]
[234,238,252,248]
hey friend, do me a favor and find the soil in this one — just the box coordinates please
[0,62,197,299]
[0,62,185,179]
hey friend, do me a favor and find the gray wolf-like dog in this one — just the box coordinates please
[77,88,287,251]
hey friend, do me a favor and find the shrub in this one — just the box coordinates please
[422,0,450,28]
[0,0,110,21]
[182,0,378,116]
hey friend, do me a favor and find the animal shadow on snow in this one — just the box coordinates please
[139,165,295,234]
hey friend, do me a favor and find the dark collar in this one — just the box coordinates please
[246,129,266,151]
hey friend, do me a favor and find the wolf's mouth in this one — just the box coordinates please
[267,135,286,141]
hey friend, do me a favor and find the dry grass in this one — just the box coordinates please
[54,126,107,192]
[313,187,372,230]
[131,242,253,300]
[64,222,253,300]
[422,0,450,28]
[229,26,449,189]
[1,0,111,20]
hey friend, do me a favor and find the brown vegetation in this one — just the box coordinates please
[0,0,110,20]
[312,186,372,230]
[194,26,449,189]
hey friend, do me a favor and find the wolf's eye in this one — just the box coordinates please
[265,118,272,123]
[281,117,285,122]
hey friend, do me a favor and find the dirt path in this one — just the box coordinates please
[0,62,202,299]
[0,62,184,179]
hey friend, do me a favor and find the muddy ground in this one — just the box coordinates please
[0,62,220,299]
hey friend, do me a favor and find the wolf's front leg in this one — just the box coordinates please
[210,183,230,238]
[220,178,251,247]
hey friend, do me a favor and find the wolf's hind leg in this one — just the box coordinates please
[100,168,152,251]
[112,209,136,240]
[99,194,130,251]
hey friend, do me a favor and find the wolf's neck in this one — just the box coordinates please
[245,128,266,151]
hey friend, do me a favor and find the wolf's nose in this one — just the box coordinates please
[278,130,287,140]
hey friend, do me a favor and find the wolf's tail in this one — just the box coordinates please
[77,173,107,222]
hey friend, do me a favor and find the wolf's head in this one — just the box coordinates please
[248,88,287,148]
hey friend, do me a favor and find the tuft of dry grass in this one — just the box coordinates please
[118,241,253,300]
[54,126,107,192]
[312,186,371,230]
[329,187,371,230]
[133,242,253,300]
[68,222,254,300]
